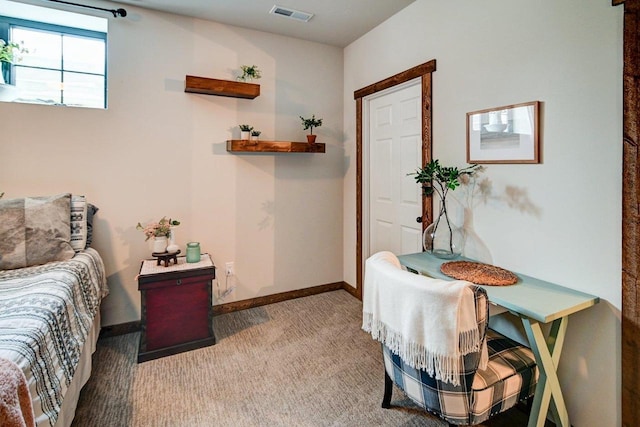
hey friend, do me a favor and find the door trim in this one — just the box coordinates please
[353,59,436,300]
[617,0,640,424]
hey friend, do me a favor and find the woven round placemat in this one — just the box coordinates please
[440,261,518,286]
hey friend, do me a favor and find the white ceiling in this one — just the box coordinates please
[108,0,416,47]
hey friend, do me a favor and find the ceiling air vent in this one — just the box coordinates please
[269,5,314,22]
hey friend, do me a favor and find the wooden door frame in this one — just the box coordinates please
[616,0,640,425]
[352,60,436,300]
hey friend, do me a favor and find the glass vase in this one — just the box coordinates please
[186,242,201,263]
[423,196,464,259]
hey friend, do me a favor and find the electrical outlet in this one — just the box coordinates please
[225,262,234,276]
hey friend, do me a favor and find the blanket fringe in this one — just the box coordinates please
[363,312,480,387]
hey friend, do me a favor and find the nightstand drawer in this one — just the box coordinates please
[139,274,211,291]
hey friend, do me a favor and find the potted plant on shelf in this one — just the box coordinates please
[237,65,261,82]
[0,39,28,85]
[300,114,323,144]
[250,130,261,142]
[239,124,253,140]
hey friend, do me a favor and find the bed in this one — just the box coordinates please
[0,193,107,427]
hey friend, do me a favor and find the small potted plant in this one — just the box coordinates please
[239,124,253,140]
[0,39,28,85]
[300,114,323,144]
[250,130,261,142]
[237,65,261,82]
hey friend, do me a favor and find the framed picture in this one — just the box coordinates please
[466,101,540,164]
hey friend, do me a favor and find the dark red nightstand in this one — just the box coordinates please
[137,254,216,363]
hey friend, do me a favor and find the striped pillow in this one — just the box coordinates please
[70,195,88,252]
[85,203,99,248]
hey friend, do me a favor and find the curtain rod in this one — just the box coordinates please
[46,0,127,17]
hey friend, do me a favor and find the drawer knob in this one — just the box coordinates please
[176,279,182,286]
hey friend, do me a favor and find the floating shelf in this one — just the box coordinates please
[185,75,260,99]
[226,140,326,153]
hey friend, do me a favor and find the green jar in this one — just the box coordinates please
[186,242,201,263]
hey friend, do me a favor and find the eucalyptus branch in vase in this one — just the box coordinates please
[409,160,479,258]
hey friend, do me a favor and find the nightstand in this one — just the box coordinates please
[137,253,216,363]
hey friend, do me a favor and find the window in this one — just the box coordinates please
[0,1,107,109]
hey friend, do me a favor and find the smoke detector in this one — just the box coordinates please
[269,5,314,22]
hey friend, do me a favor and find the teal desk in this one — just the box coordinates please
[397,252,600,427]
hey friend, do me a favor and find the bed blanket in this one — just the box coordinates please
[0,248,107,427]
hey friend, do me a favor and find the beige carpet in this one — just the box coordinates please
[72,290,529,426]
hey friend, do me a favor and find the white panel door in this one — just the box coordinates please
[368,82,422,257]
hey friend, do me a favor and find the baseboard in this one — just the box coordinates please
[99,321,140,339]
[213,282,348,316]
[341,282,360,299]
[101,282,358,338]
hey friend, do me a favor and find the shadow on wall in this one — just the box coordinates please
[503,185,542,217]
[258,200,274,230]
[97,215,145,325]
[462,207,493,264]
[451,169,542,264]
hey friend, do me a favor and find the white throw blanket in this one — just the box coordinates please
[362,251,487,386]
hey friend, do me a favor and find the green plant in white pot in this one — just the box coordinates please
[250,130,261,142]
[237,65,261,82]
[239,124,253,140]
[0,39,28,85]
[300,114,323,144]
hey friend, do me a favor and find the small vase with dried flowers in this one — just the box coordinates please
[136,217,180,253]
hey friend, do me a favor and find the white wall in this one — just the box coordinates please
[343,0,622,425]
[1,2,344,326]
[0,0,623,423]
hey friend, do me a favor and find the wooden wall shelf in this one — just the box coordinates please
[226,140,325,153]
[185,75,260,99]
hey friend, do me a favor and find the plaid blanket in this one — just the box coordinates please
[0,249,107,427]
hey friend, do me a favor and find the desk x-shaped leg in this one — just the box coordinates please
[523,316,570,427]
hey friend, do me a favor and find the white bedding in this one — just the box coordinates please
[54,311,101,427]
[0,248,108,427]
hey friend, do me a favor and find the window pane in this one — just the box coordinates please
[11,27,61,69]
[63,71,104,108]
[14,67,62,105]
[2,8,107,109]
[63,35,105,74]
